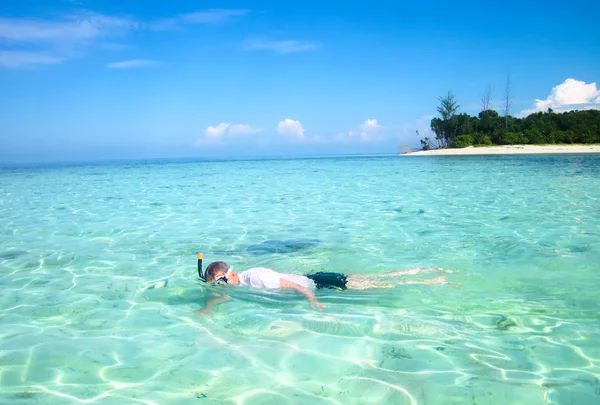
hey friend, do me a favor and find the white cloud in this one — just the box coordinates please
[107,59,161,69]
[0,13,138,43]
[0,50,63,68]
[244,39,320,54]
[0,9,248,69]
[228,124,261,136]
[181,9,248,24]
[0,12,138,68]
[519,78,600,116]
[333,119,386,142]
[359,119,382,140]
[205,123,231,138]
[195,122,261,146]
[277,119,304,138]
[151,9,248,30]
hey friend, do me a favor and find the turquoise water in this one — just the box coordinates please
[1,154,599,404]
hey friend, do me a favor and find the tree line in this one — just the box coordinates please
[420,82,600,149]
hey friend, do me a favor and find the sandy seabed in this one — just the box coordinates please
[403,144,600,156]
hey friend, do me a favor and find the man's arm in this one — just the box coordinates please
[196,293,230,315]
[279,278,325,309]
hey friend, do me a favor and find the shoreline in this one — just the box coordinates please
[403,144,600,156]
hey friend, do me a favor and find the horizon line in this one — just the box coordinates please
[0,152,402,168]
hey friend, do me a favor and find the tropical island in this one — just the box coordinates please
[404,89,600,155]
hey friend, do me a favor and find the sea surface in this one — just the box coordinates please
[1,154,599,404]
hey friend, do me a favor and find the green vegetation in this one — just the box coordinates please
[420,91,600,149]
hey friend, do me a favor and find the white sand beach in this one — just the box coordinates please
[403,145,600,156]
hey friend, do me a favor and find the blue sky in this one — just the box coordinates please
[1,0,599,163]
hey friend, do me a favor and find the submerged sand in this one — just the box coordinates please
[404,145,600,156]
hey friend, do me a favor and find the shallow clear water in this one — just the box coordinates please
[1,154,599,405]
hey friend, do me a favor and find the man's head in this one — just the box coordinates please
[205,261,240,285]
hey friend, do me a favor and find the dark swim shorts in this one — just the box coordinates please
[305,272,348,290]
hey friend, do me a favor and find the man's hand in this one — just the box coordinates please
[280,278,325,310]
[310,301,326,310]
[196,293,230,316]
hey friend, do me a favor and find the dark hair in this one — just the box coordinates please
[205,261,229,281]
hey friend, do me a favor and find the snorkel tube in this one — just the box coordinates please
[197,252,205,281]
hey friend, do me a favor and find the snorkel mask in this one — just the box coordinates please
[215,267,233,284]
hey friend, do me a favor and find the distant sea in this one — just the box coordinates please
[1,154,599,404]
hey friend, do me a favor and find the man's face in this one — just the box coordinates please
[214,268,240,285]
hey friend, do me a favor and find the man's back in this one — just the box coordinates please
[239,267,316,290]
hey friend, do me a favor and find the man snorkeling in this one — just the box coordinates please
[198,257,450,314]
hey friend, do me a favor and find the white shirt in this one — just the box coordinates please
[238,267,316,290]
